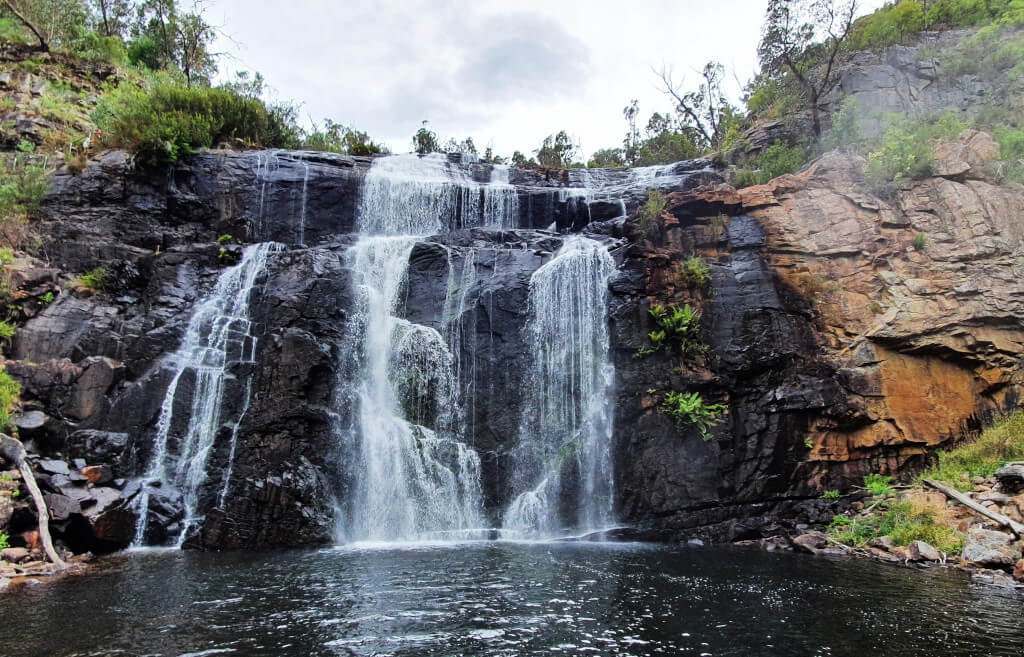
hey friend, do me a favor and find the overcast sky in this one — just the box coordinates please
[208,0,885,159]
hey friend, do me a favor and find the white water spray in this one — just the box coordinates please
[503,236,616,537]
[133,242,280,546]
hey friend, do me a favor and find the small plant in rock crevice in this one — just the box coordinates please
[864,473,894,497]
[679,256,712,289]
[647,304,707,358]
[218,247,238,265]
[660,390,727,441]
[74,267,107,292]
[821,490,841,499]
[637,189,667,237]
[912,233,927,251]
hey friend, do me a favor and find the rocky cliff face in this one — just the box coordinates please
[4,137,1022,551]
[608,133,1024,541]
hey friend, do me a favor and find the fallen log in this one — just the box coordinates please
[0,434,66,569]
[922,477,1024,538]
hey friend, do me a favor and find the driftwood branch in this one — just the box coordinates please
[922,477,1024,538]
[0,434,66,568]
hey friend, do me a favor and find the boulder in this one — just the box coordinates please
[0,547,29,563]
[43,493,80,521]
[961,528,1021,569]
[35,458,70,476]
[80,464,113,485]
[907,540,941,561]
[80,486,135,549]
[65,430,129,465]
[793,531,830,553]
[995,463,1024,495]
[1014,558,1024,582]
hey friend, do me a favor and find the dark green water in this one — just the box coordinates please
[0,542,1021,656]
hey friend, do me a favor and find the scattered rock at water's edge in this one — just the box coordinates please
[961,528,1022,570]
[793,531,830,554]
[908,541,942,562]
[995,463,1024,495]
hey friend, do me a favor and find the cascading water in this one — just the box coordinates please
[502,237,617,538]
[133,242,280,546]
[357,153,519,235]
[298,159,309,245]
[336,154,521,542]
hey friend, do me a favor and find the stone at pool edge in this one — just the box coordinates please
[0,548,29,564]
[961,528,1022,569]
[907,541,942,562]
[792,531,830,553]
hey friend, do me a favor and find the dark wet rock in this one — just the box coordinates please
[36,459,70,476]
[995,463,1024,495]
[43,493,81,521]
[66,430,129,466]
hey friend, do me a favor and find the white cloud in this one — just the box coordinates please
[209,0,887,158]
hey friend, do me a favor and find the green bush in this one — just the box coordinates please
[850,0,926,50]
[679,256,711,288]
[0,155,51,220]
[74,267,107,291]
[864,473,894,497]
[862,113,965,192]
[995,125,1024,182]
[912,233,927,250]
[637,189,667,227]
[302,119,388,156]
[92,75,302,166]
[829,500,964,555]
[648,304,707,357]
[0,17,30,45]
[660,391,727,440]
[0,320,15,341]
[733,141,807,188]
[822,97,863,151]
[0,531,8,550]
[822,489,841,499]
[0,366,19,431]
[919,410,1024,490]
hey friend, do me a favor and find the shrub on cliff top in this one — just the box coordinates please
[92,74,301,166]
[732,141,807,188]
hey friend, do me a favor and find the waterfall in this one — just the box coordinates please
[254,150,279,240]
[357,153,519,234]
[502,236,616,538]
[133,242,280,546]
[298,159,309,245]
[337,153,528,542]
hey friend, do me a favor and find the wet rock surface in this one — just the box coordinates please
[3,142,1022,550]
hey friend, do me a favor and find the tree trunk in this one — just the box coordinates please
[99,0,112,37]
[0,0,49,51]
[0,434,66,568]
[923,478,1024,537]
[810,101,821,137]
